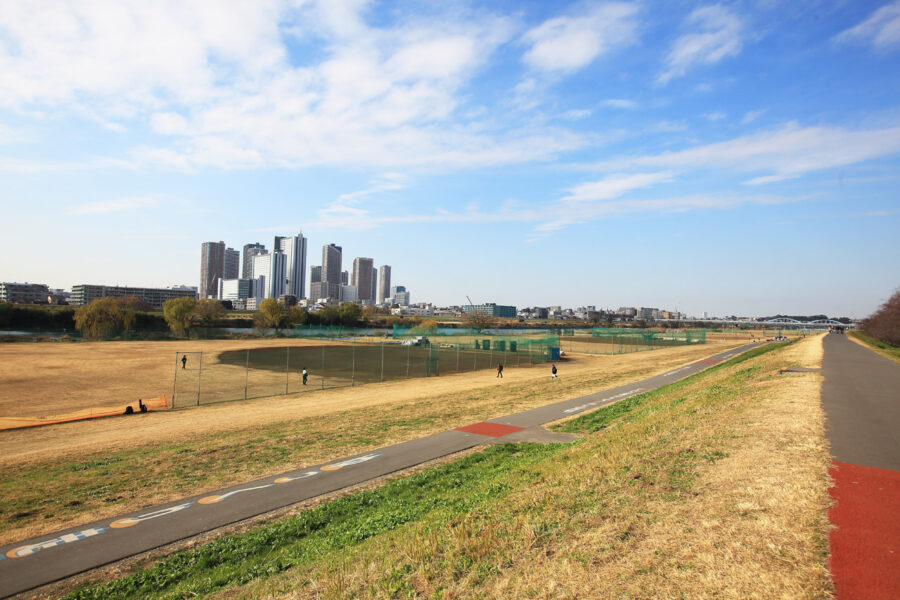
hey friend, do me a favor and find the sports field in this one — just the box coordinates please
[0,338,747,546]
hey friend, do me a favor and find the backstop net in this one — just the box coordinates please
[171,328,560,409]
[560,328,707,355]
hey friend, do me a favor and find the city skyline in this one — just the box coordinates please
[1,2,899,318]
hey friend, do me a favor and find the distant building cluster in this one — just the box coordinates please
[200,234,407,311]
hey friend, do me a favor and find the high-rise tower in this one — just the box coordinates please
[200,241,225,299]
[351,257,374,303]
[378,265,391,304]
[277,233,308,300]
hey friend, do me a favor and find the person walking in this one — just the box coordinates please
[181,355,187,369]
[496,363,503,378]
[302,367,308,386]
[551,364,558,379]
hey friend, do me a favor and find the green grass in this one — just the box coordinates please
[64,443,564,600]
[62,342,788,599]
[850,330,900,363]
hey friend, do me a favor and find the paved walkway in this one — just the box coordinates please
[822,333,900,599]
[0,343,762,598]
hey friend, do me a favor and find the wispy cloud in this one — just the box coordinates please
[521,2,640,74]
[741,109,765,124]
[659,5,743,84]
[833,1,900,49]
[337,173,409,203]
[603,98,638,109]
[592,122,900,184]
[70,197,158,215]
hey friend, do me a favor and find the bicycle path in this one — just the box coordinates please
[0,342,763,598]
[822,333,900,599]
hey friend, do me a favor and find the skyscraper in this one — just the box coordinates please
[351,257,374,303]
[242,243,266,279]
[224,247,240,280]
[378,265,391,304]
[310,266,322,284]
[277,233,307,300]
[318,244,343,301]
[370,266,377,305]
[200,241,225,299]
[252,252,287,300]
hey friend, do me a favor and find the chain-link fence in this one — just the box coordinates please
[172,337,559,408]
[560,328,707,355]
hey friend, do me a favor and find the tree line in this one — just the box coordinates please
[861,289,900,346]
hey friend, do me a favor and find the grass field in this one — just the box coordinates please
[0,339,746,547]
[849,330,900,364]
[53,335,831,599]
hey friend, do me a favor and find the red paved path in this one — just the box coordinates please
[823,334,900,599]
[828,461,900,599]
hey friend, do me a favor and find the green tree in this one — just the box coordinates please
[257,298,286,330]
[287,305,308,327]
[462,309,498,332]
[338,302,362,326]
[113,296,144,334]
[0,302,12,328]
[74,298,123,339]
[163,297,198,337]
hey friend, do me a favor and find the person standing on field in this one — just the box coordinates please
[181,355,187,369]
[497,363,503,378]
[302,367,308,385]
[551,364,558,379]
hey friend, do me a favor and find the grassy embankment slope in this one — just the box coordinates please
[0,340,742,546]
[849,330,900,364]
[56,336,832,600]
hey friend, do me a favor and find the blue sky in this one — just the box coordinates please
[1,0,899,318]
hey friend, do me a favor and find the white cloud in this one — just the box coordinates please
[561,109,593,120]
[603,98,638,109]
[703,112,727,121]
[337,173,409,203]
[741,109,765,124]
[659,5,743,84]
[834,1,900,49]
[70,196,158,214]
[0,1,590,170]
[521,2,640,73]
[594,122,900,184]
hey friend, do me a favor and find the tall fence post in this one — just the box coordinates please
[321,346,325,390]
[456,345,460,372]
[406,345,410,378]
[284,347,290,395]
[172,353,179,409]
[196,351,203,406]
[381,341,385,382]
[244,350,249,401]
[351,345,355,386]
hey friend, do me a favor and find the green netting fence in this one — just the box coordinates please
[173,333,560,409]
[559,328,707,355]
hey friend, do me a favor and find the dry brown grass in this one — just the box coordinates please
[0,339,744,546]
[0,337,332,417]
[219,335,831,600]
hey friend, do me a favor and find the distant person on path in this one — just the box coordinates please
[497,363,503,378]
[181,355,187,369]
[551,364,558,379]
[302,367,308,386]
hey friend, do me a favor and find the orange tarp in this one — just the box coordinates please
[0,396,168,431]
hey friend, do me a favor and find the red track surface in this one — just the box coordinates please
[828,461,900,599]
[455,421,524,437]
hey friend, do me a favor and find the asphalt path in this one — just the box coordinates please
[822,333,900,470]
[0,342,765,598]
